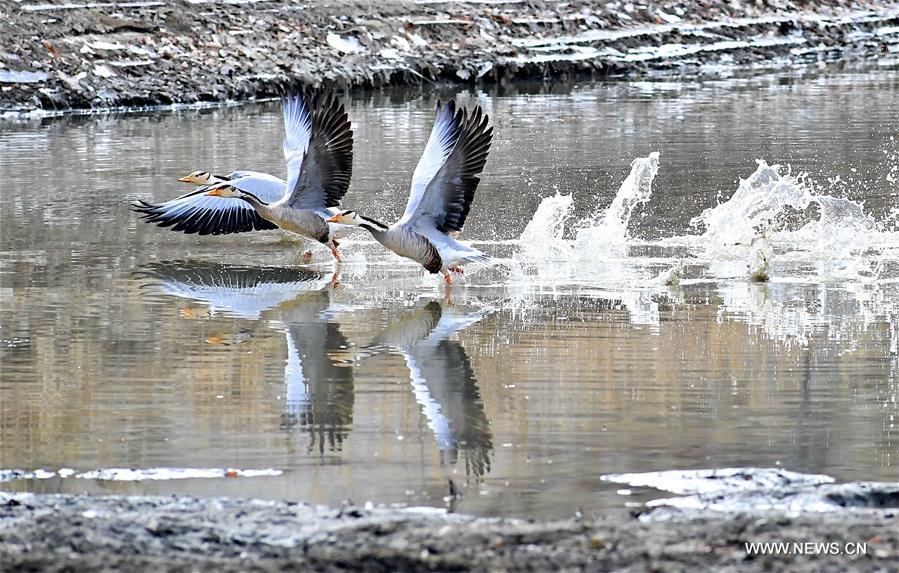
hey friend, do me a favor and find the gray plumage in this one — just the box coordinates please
[134,90,353,251]
[337,100,493,276]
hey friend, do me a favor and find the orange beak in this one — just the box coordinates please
[205,188,224,197]
[325,214,341,223]
[177,176,192,183]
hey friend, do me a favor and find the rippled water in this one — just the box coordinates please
[1,70,897,519]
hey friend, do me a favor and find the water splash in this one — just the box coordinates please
[693,160,877,261]
[575,152,660,254]
[517,193,574,262]
[506,151,897,350]
[517,152,661,265]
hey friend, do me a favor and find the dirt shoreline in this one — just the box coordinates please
[1,0,897,113]
[1,491,896,572]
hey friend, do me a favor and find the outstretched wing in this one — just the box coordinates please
[398,100,493,235]
[282,90,354,210]
[281,90,314,199]
[133,174,284,235]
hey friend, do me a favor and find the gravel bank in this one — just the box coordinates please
[1,491,897,572]
[1,0,897,113]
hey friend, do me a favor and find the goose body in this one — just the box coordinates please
[329,100,492,283]
[134,90,354,260]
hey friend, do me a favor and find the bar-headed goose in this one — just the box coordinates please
[176,171,227,185]
[327,100,492,283]
[134,90,353,260]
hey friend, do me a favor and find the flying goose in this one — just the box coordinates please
[133,169,285,235]
[134,90,354,260]
[327,100,492,283]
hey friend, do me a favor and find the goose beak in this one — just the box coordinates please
[177,175,192,183]
[325,214,341,223]
[205,188,224,197]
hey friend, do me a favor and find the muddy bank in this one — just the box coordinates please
[1,0,897,113]
[1,490,897,572]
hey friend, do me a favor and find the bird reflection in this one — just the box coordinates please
[274,289,354,454]
[137,261,353,453]
[137,262,494,472]
[371,302,494,479]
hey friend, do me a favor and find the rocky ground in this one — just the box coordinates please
[1,491,897,572]
[1,0,897,113]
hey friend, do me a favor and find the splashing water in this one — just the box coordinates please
[693,160,877,260]
[575,152,661,255]
[517,193,574,262]
[517,152,661,264]
[506,151,897,349]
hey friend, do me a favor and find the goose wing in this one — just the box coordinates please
[133,173,283,235]
[397,100,493,235]
[281,90,353,211]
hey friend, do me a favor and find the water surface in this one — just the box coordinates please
[1,70,897,518]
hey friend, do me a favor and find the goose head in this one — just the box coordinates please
[204,183,266,206]
[327,210,388,231]
[177,170,216,185]
[326,210,364,226]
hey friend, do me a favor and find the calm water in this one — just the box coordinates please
[1,70,897,519]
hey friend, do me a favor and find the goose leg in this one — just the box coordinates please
[330,238,342,262]
[442,270,453,285]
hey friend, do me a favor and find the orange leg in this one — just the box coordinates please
[443,271,453,285]
[330,239,342,262]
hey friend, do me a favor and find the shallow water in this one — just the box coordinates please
[1,69,897,519]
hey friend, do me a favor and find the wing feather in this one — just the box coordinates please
[282,91,354,210]
[133,174,285,235]
[282,90,315,199]
[399,100,493,235]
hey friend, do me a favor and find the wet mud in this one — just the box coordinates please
[1,489,896,572]
[2,0,897,113]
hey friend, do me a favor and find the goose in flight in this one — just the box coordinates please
[134,90,354,260]
[327,100,492,283]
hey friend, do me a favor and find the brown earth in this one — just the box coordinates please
[1,0,897,112]
[1,492,897,572]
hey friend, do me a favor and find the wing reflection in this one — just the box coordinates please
[137,261,353,453]
[374,302,494,478]
[137,260,332,320]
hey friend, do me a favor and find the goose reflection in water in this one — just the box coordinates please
[368,302,494,479]
[137,262,493,476]
[274,289,354,454]
[137,261,354,453]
